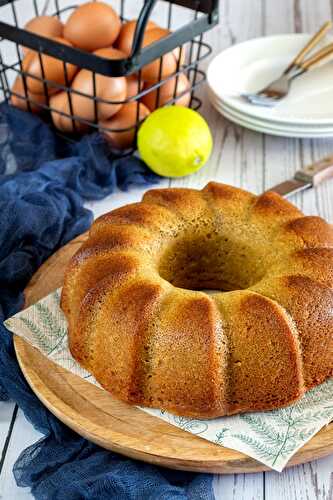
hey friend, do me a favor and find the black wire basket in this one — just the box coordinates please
[0,0,218,153]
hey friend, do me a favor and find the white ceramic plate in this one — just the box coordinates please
[208,86,333,132]
[210,97,333,138]
[208,89,333,137]
[207,34,333,126]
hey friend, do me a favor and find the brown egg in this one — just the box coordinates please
[50,91,89,133]
[23,16,64,55]
[100,102,150,149]
[93,47,125,59]
[141,73,191,111]
[71,70,127,121]
[64,2,121,52]
[115,19,157,56]
[69,47,127,122]
[141,27,185,82]
[126,74,144,99]
[10,76,47,112]
[22,37,77,95]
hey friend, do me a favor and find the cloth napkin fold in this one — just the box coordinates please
[0,103,214,500]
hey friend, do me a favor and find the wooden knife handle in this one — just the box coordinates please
[295,155,333,186]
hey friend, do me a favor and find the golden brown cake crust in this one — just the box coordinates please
[61,183,333,419]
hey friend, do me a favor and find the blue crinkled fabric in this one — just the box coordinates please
[0,102,214,500]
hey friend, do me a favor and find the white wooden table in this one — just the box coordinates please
[1,0,333,498]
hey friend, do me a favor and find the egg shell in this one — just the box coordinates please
[69,47,127,122]
[95,48,142,102]
[10,76,47,112]
[50,91,89,133]
[70,70,126,121]
[141,27,184,82]
[23,16,64,55]
[93,47,125,59]
[22,37,77,95]
[64,2,121,52]
[126,74,144,99]
[115,19,157,56]
[100,101,150,149]
[174,45,186,68]
[141,73,191,111]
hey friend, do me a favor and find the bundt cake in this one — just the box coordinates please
[61,183,333,419]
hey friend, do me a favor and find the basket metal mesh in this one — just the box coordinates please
[0,0,217,153]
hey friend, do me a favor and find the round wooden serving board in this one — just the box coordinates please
[14,233,333,474]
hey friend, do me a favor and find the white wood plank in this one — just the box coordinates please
[220,0,264,43]
[265,454,333,500]
[298,0,332,32]
[0,402,16,461]
[0,409,42,500]
[264,0,295,34]
[213,473,264,500]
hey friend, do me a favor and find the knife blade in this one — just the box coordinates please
[266,155,333,198]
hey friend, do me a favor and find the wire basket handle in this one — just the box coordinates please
[130,0,158,58]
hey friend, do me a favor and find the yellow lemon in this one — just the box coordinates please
[138,106,212,177]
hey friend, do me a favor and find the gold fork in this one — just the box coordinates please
[245,21,333,107]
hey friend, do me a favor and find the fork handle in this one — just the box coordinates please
[297,41,333,70]
[284,21,332,73]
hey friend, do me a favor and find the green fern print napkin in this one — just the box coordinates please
[5,289,333,472]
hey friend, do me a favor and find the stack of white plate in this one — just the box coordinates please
[207,34,333,138]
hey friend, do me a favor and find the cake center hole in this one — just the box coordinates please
[158,232,266,292]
